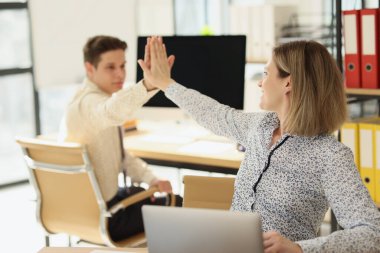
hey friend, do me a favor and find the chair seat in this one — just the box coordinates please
[113,232,146,248]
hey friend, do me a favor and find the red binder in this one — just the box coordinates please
[360,9,380,89]
[343,10,361,88]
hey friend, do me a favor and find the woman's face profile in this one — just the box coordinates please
[258,58,287,112]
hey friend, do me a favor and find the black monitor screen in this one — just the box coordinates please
[136,35,246,109]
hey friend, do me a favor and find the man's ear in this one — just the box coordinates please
[284,76,292,94]
[84,62,94,77]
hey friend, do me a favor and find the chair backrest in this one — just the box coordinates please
[183,175,235,210]
[16,137,112,246]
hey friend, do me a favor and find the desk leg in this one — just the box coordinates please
[45,235,50,246]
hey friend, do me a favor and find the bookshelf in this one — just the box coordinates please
[333,0,380,232]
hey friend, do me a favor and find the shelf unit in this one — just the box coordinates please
[333,0,380,231]
[346,89,380,102]
[346,89,380,97]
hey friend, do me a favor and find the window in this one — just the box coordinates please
[0,74,35,184]
[0,9,31,69]
[0,2,37,185]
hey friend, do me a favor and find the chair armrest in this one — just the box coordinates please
[108,187,176,214]
[109,186,158,214]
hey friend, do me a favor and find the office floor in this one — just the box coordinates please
[0,182,46,253]
[0,166,330,252]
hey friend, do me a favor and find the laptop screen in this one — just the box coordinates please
[142,206,264,253]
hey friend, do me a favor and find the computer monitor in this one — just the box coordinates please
[136,35,246,109]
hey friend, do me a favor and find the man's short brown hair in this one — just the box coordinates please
[83,35,127,67]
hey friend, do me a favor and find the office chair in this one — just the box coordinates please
[16,137,174,248]
[182,175,332,236]
[183,175,235,210]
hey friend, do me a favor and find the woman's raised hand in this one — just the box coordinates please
[138,36,175,91]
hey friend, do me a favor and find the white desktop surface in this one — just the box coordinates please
[124,120,244,170]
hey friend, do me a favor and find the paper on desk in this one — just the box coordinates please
[178,140,235,155]
[139,134,193,144]
[91,250,138,253]
[171,126,210,138]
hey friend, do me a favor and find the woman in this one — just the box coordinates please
[139,37,380,253]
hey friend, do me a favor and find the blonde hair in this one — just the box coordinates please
[273,40,347,136]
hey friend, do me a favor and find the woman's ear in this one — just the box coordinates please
[284,76,292,94]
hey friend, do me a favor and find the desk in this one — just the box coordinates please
[38,247,148,253]
[124,121,244,174]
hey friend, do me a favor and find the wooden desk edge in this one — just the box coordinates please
[38,247,148,253]
[128,149,241,169]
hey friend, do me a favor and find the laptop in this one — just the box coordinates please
[142,206,264,253]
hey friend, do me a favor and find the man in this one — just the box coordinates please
[59,35,180,241]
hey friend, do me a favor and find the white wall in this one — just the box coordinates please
[234,0,324,20]
[30,0,177,88]
[29,0,137,88]
[137,0,174,36]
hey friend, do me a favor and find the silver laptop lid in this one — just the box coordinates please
[142,206,264,253]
